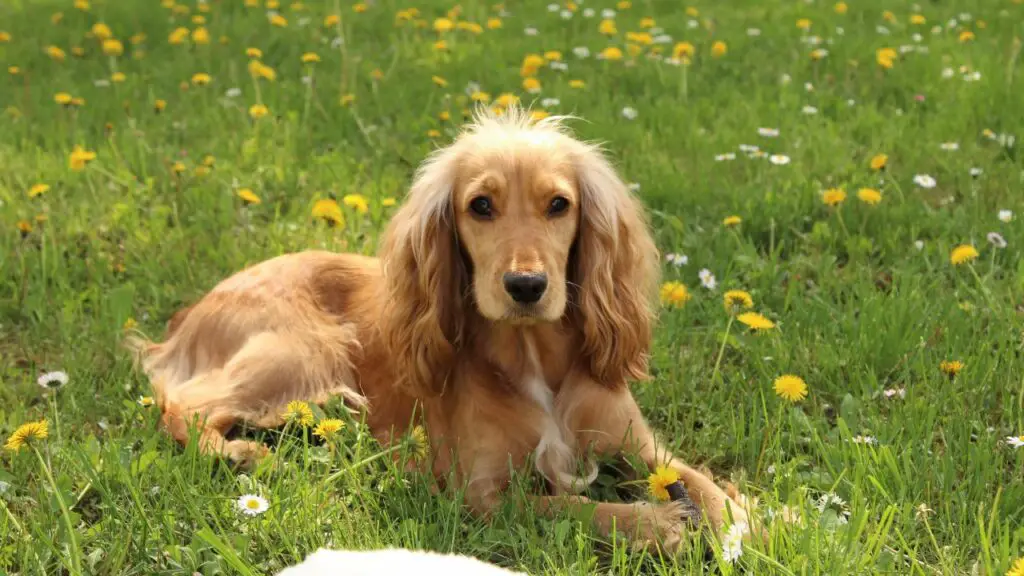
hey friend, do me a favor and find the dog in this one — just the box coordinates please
[275,548,527,576]
[130,107,750,551]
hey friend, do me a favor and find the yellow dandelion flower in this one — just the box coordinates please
[168,27,190,45]
[432,39,448,51]
[520,53,545,77]
[343,194,369,214]
[640,17,656,28]
[486,17,502,29]
[237,188,262,204]
[737,312,775,331]
[46,45,66,61]
[270,14,287,27]
[433,17,453,33]
[600,46,623,60]
[959,30,975,42]
[123,317,137,331]
[426,129,441,138]
[266,0,280,8]
[313,418,345,440]
[711,41,727,57]
[74,0,90,10]
[910,14,925,25]
[617,0,632,8]
[495,93,519,108]
[950,245,979,265]
[673,41,695,59]
[353,3,367,13]
[876,47,897,69]
[834,2,848,14]
[796,18,811,30]
[111,72,126,83]
[438,110,451,121]
[17,220,33,235]
[408,426,430,463]
[171,161,186,174]
[246,47,263,59]
[530,110,550,122]
[154,99,167,113]
[340,93,356,107]
[431,75,448,87]
[1005,557,1024,576]
[55,92,73,105]
[9,66,20,75]
[822,188,847,206]
[0,31,10,43]
[939,360,964,377]
[312,198,344,226]
[773,375,808,402]
[723,215,741,227]
[544,50,562,61]
[301,52,320,63]
[647,465,679,501]
[5,420,48,452]
[68,146,96,171]
[569,79,586,89]
[470,90,491,103]
[282,400,314,427]
[324,14,341,27]
[599,19,617,35]
[51,12,64,24]
[249,104,269,119]
[870,153,888,170]
[191,72,211,85]
[882,10,897,23]
[192,27,210,45]
[70,97,85,107]
[685,6,699,16]
[659,281,691,308]
[724,290,754,312]
[192,15,207,24]
[382,197,397,207]
[91,22,112,40]
[857,188,882,205]
[28,184,50,198]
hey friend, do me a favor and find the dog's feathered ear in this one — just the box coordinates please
[570,142,659,388]
[378,147,465,398]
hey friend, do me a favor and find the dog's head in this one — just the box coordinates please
[379,108,658,396]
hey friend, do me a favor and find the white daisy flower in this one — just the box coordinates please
[758,127,780,138]
[549,61,568,71]
[560,10,573,19]
[883,387,906,399]
[970,167,983,177]
[715,153,736,161]
[665,253,688,267]
[876,25,890,35]
[996,133,1015,147]
[547,3,559,11]
[720,522,747,564]
[331,36,344,49]
[601,8,615,18]
[739,144,760,154]
[998,210,1012,223]
[582,8,595,17]
[699,269,717,290]
[94,79,111,88]
[836,26,845,35]
[802,105,819,115]
[649,27,664,35]
[780,73,792,84]
[964,71,982,82]
[912,33,923,42]
[38,371,70,389]
[524,27,538,36]
[851,435,877,445]
[687,19,699,29]
[628,182,641,192]
[464,81,482,96]
[987,232,1007,249]
[769,154,791,165]
[1006,435,1024,449]
[621,107,638,120]
[958,12,972,22]
[940,142,959,151]
[747,28,761,36]
[913,174,936,188]
[540,98,560,108]
[237,494,269,516]
[572,46,590,58]
[653,34,672,44]
[941,67,955,79]
[804,82,814,92]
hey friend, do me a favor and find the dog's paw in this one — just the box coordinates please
[224,439,270,468]
[630,500,698,554]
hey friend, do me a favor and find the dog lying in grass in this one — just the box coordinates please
[130,107,751,551]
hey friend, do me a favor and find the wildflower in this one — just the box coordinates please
[46,45,67,61]
[940,142,959,151]
[191,73,212,86]
[834,2,848,14]
[168,27,190,44]
[246,47,263,59]
[111,72,126,83]
[249,104,269,119]
[69,146,97,171]
[55,92,74,105]
[9,66,19,75]
[599,19,617,35]
[300,52,320,64]
[324,14,340,27]
[773,374,807,402]
[409,426,430,462]
[37,371,69,389]
[664,253,688,266]
[851,435,877,445]
[238,188,261,205]
[912,174,936,188]
[1007,558,1024,576]
[796,18,811,30]
[433,40,448,51]
[282,400,314,427]
[910,14,926,25]
[816,493,850,524]
[0,31,9,43]
[237,494,269,516]
[382,198,397,207]
[998,210,1013,222]
[270,14,287,27]
[313,418,345,440]
[312,199,344,226]
[803,105,820,114]
[699,269,717,290]
[600,46,623,60]
[711,41,727,57]
[883,387,906,399]
[939,360,964,377]
[758,127,780,138]
[876,47,897,68]
[569,79,586,89]
[722,215,742,227]
[988,232,1007,249]
[721,522,747,564]
[869,153,888,170]
[191,27,210,44]
[154,99,167,113]
[738,312,775,331]
[101,38,124,56]
[646,465,679,501]
[659,282,691,308]
[1006,436,1024,449]
[621,106,638,120]
[343,194,369,214]
[28,183,50,198]
[353,3,367,12]
[138,396,155,407]
[949,245,979,265]
[857,188,882,205]
[70,97,85,107]
[496,93,519,108]
[722,290,754,313]
[530,110,550,122]
[5,420,49,452]
[959,30,974,42]
[769,154,791,165]
[822,188,847,206]
[340,94,355,107]
[74,0,90,9]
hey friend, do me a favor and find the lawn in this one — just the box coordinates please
[1,0,1023,574]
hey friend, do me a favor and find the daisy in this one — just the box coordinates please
[582,8,595,17]
[721,522,747,563]
[237,494,269,516]
[758,127,780,137]
[747,28,761,36]
[769,154,791,165]
[949,245,979,265]
[738,144,760,154]
[773,375,808,402]
[940,142,959,151]
[540,98,560,108]
[802,105,819,115]
[914,240,925,250]
[738,312,775,331]
[572,46,590,58]
[851,435,877,445]
[664,253,688,266]
[998,210,1013,223]
[698,269,717,290]
[646,465,679,501]
[987,232,1007,249]
[138,396,155,407]
[524,27,538,36]
[883,387,906,399]
[1006,435,1024,449]
[970,167,983,177]
[715,153,736,162]
[37,371,69,389]
[601,8,615,18]
[913,174,936,188]
[621,107,638,120]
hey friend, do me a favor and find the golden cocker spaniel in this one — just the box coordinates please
[131,108,750,550]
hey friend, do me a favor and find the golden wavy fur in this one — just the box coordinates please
[129,108,751,550]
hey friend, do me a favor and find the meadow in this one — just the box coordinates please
[1,0,1023,574]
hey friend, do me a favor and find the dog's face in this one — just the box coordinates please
[452,141,579,324]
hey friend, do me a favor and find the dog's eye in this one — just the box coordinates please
[469,196,493,218]
[548,196,570,216]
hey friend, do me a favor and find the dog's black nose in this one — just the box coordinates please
[503,272,548,304]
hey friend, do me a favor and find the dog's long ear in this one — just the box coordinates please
[570,142,659,388]
[379,146,465,398]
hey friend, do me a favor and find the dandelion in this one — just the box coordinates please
[238,188,261,205]
[870,154,888,170]
[138,396,155,407]
[711,41,727,57]
[959,30,975,42]
[721,522,747,564]
[569,79,586,89]
[431,75,447,87]
[46,45,67,61]
[796,18,811,30]
[313,418,344,440]
[822,188,847,206]
[301,52,320,63]
[37,371,69,389]
[324,14,340,27]
[769,154,791,165]
[69,146,97,171]
[599,19,617,35]
[168,27,190,44]
[939,360,964,377]
[237,494,269,516]
[409,425,430,462]
[382,198,397,207]
[191,72,212,86]
[723,215,742,227]
[5,420,48,452]
[659,282,691,308]
[876,47,897,68]
[249,104,269,119]
[343,194,369,214]
[154,99,167,113]
[773,374,807,402]
[738,312,775,331]
[646,465,679,501]
[600,46,624,60]
[339,94,355,107]
[1007,558,1024,576]
[834,2,848,14]
[433,17,453,33]
[270,13,287,27]
[949,245,979,265]
[282,400,314,427]
[857,188,882,205]
[191,27,210,44]
[912,174,936,188]
[28,184,50,198]
[111,72,126,83]
[469,90,491,103]
[988,232,1007,249]
[312,199,344,226]
[998,210,1012,223]
[523,77,541,93]
[816,493,850,525]
[723,290,753,313]
[1006,436,1024,449]
[699,268,717,290]
[102,39,124,56]
[0,31,9,43]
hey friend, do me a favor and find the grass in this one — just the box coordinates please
[1,0,1023,574]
